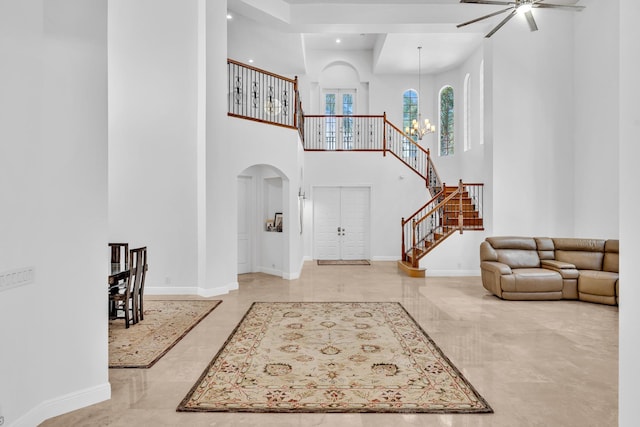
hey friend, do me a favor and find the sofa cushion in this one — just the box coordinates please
[501,268,563,293]
[484,237,540,268]
[553,238,605,271]
[480,241,498,262]
[486,236,536,250]
[603,239,619,273]
[535,237,555,260]
[578,270,618,297]
[496,250,541,269]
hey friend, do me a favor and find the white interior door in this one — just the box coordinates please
[237,176,253,274]
[313,186,370,260]
[340,187,369,260]
[313,187,341,260]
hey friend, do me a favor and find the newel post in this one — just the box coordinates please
[425,148,430,188]
[382,112,387,156]
[401,217,406,262]
[412,218,418,268]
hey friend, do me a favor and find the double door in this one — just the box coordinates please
[314,187,370,260]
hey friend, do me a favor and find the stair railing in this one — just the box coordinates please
[402,181,484,267]
[383,117,442,197]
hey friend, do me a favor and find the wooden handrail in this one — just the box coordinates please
[304,114,385,119]
[403,181,484,227]
[227,113,298,130]
[412,189,461,229]
[383,119,430,156]
[227,58,297,84]
[403,188,446,225]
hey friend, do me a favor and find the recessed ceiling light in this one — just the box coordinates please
[336,38,341,44]
[226,13,233,20]
[248,59,254,63]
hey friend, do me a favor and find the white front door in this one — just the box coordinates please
[237,176,253,274]
[313,186,370,260]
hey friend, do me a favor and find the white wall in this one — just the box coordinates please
[573,0,620,238]
[226,119,305,280]
[304,152,429,261]
[108,0,200,293]
[618,1,640,425]
[0,1,109,425]
[489,10,576,237]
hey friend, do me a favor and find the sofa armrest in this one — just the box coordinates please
[481,261,512,275]
[541,259,579,280]
[541,259,576,270]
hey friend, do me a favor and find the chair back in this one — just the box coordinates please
[129,247,148,321]
[109,243,129,266]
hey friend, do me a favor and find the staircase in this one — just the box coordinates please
[399,181,484,277]
[226,58,484,276]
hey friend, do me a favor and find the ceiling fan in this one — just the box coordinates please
[457,0,585,38]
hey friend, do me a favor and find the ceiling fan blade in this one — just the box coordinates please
[525,10,538,32]
[457,6,513,28]
[533,3,585,11]
[460,0,514,5]
[485,9,517,38]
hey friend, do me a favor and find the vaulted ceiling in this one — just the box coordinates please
[227,0,581,76]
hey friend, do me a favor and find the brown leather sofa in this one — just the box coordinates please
[480,236,619,305]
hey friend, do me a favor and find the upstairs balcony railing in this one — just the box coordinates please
[304,114,443,196]
[227,58,441,195]
[228,59,300,131]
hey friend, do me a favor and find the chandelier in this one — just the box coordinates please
[406,46,435,141]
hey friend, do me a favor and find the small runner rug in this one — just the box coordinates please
[109,299,222,368]
[177,301,492,413]
[317,260,370,266]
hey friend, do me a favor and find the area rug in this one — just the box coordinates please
[177,302,492,413]
[317,260,370,265]
[109,299,222,368]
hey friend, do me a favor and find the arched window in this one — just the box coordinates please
[479,60,484,145]
[464,73,471,151]
[402,89,418,158]
[439,86,454,156]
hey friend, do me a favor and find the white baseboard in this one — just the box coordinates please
[145,281,239,298]
[371,256,401,261]
[283,271,299,280]
[426,269,481,276]
[12,382,110,427]
[256,266,282,277]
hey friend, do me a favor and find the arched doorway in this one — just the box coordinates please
[237,164,289,277]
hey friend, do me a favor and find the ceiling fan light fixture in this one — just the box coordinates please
[518,4,533,14]
[457,0,585,38]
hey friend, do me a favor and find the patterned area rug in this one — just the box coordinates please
[317,260,370,265]
[109,299,222,368]
[177,302,492,413]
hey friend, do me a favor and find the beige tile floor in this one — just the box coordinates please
[42,261,618,426]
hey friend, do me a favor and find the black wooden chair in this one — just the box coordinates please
[130,246,148,323]
[108,243,129,319]
[108,249,136,328]
[109,242,129,265]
